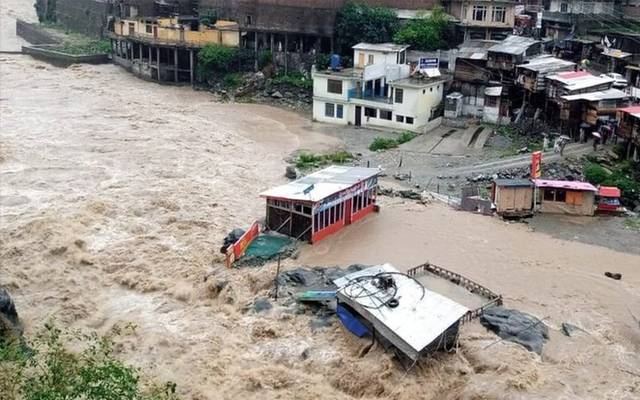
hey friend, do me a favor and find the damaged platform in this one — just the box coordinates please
[333,263,502,361]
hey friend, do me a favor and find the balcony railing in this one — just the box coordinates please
[347,88,392,104]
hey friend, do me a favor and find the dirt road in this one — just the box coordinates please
[2,2,640,400]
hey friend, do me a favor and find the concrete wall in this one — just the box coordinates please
[22,44,110,67]
[56,0,112,38]
[313,99,351,125]
[114,18,240,47]
[538,189,595,216]
[353,49,401,69]
[455,0,515,28]
[16,20,60,45]
[548,0,614,14]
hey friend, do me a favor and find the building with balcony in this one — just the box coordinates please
[616,106,640,159]
[444,0,516,41]
[312,43,445,133]
[109,16,239,83]
[542,0,615,40]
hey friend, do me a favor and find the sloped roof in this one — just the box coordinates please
[534,179,597,192]
[547,71,614,91]
[561,88,628,102]
[352,42,409,52]
[488,35,540,55]
[517,56,576,73]
[260,166,380,202]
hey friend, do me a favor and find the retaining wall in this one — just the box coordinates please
[16,19,60,45]
[22,44,110,67]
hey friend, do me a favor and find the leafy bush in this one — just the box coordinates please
[335,2,399,53]
[0,322,179,400]
[295,151,353,169]
[584,163,610,185]
[393,7,452,51]
[397,131,416,144]
[197,44,236,77]
[369,137,398,151]
[257,50,273,70]
[272,72,312,90]
[223,73,243,88]
[314,53,331,71]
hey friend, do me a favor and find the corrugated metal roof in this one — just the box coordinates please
[547,71,614,91]
[534,179,597,192]
[352,42,409,52]
[334,264,469,360]
[494,178,533,187]
[485,86,503,96]
[488,35,540,55]
[561,88,628,101]
[518,56,576,73]
[260,166,380,202]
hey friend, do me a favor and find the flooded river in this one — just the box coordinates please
[2,2,640,399]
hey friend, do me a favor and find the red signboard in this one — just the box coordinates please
[531,151,542,179]
[225,221,260,268]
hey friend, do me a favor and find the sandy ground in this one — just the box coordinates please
[2,2,640,400]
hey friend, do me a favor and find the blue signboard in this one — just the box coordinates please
[419,57,439,70]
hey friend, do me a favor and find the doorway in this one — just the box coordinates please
[355,106,361,126]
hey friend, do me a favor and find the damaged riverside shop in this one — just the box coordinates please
[260,166,380,243]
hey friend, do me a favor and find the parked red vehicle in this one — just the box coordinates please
[596,186,622,212]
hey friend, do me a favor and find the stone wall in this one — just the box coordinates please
[22,44,110,67]
[55,0,113,38]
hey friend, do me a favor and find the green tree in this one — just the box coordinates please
[393,7,452,51]
[334,2,399,53]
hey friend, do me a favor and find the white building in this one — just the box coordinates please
[312,43,445,133]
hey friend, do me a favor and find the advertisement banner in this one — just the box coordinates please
[419,57,439,70]
[226,221,260,268]
[531,151,542,179]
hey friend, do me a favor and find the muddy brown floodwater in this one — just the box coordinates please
[2,2,640,399]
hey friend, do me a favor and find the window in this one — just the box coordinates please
[395,88,404,104]
[396,115,405,123]
[325,103,335,117]
[462,5,468,20]
[368,54,374,65]
[492,6,506,23]
[555,190,566,203]
[473,5,487,21]
[246,15,253,25]
[399,51,405,64]
[423,89,426,94]
[327,79,343,94]
[430,87,433,92]
[145,24,152,34]
[380,110,392,120]
[128,22,135,35]
[406,117,414,124]
[364,107,377,118]
[336,104,344,119]
[560,3,568,12]
[486,96,498,107]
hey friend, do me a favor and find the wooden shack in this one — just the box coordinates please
[534,179,597,216]
[491,179,534,217]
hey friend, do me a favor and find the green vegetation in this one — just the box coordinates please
[55,39,111,55]
[335,2,399,52]
[223,73,243,88]
[314,53,331,71]
[0,323,179,400]
[624,217,640,231]
[272,72,313,90]
[197,44,236,77]
[295,151,354,169]
[257,50,273,70]
[393,7,452,51]
[583,160,640,205]
[369,132,416,151]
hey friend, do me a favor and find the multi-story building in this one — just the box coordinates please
[444,0,516,41]
[109,16,240,83]
[312,43,445,133]
[542,0,616,40]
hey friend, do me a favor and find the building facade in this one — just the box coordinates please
[542,0,616,40]
[109,16,240,83]
[444,0,516,41]
[312,43,444,133]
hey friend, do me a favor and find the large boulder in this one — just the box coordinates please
[0,288,21,342]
